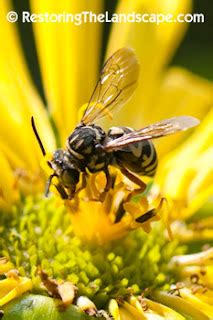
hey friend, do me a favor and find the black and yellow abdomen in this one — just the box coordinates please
[107,127,158,177]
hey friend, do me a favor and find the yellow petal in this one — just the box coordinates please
[0,277,32,306]
[148,68,213,157]
[0,0,56,174]
[31,0,103,143]
[143,298,185,319]
[109,299,121,320]
[194,289,213,305]
[179,266,213,289]
[152,290,210,320]
[120,301,147,320]
[156,109,213,219]
[171,222,213,243]
[107,0,192,127]
[0,152,19,207]
[180,288,213,318]
[170,248,213,267]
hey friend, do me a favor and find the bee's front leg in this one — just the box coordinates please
[68,185,76,200]
[55,183,69,200]
[99,167,112,202]
[76,171,88,194]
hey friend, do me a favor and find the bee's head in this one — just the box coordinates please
[50,149,80,188]
[31,117,79,199]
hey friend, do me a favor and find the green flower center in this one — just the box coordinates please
[0,195,185,308]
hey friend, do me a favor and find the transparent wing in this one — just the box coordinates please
[104,116,200,151]
[81,47,140,124]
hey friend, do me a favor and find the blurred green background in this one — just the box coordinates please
[12,0,213,104]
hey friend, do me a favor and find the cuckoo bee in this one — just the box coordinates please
[32,48,199,200]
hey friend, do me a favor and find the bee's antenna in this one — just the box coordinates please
[31,116,46,156]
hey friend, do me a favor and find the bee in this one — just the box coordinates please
[31,48,199,200]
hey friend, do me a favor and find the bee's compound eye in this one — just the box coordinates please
[61,168,79,187]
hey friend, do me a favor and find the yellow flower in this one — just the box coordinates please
[0,0,212,319]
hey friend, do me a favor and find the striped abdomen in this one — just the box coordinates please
[107,126,158,177]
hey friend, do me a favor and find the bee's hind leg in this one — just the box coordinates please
[120,166,147,202]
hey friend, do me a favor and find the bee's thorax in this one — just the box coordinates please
[66,124,110,173]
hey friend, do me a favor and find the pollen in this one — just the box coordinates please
[64,168,163,244]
